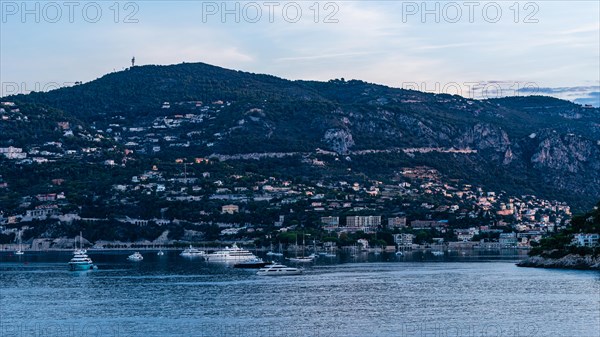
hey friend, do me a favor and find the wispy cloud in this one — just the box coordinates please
[276,51,379,62]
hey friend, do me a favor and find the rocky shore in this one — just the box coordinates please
[517,254,600,270]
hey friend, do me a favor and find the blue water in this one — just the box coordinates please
[1,251,599,337]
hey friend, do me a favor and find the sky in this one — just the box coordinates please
[1,1,599,105]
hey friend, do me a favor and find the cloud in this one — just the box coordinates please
[518,86,600,107]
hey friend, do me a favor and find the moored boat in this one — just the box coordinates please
[288,256,314,263]
[179,245,207,257]
[68,250,95,271]
[15,232,25,255]
[180,245,206,258]
[68,232,95,270]
[205,243,256,263]
[128,252,144,261]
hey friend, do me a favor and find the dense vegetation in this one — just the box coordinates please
[2,62,599,231]
[530,201,600,257]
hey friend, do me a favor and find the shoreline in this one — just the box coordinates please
[517,254,600,270]
[1,246,530,253]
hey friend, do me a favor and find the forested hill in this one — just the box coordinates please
[3,62,600,209]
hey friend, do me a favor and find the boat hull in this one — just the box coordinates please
[257,269,302,276]
[206,256,255,263]
[68,263,94,271]
[233,261,271,269]
[180,253,206,258]
[288,258,314,263]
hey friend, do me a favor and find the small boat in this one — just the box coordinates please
[432,250,444,256]
[319,252,336,257]
[319,252,336,258]
[157,250,165,256]
[395,251,404,256]
[320,247,336,258]
[266,243,284,257]
[128,252,143,261]
[233,258,271,269]
[15,232,24,255]
[257,264,302,276]
[180,245,207,258]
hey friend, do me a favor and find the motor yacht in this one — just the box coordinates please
[68,250,95,271]
[180,245,206,258]
[205,243,256,263]
[257,264,302,276]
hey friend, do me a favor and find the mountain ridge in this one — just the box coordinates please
[2,62,599,210]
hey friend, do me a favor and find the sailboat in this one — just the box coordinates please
[322,245,337,258]
[288,233,314,263]
[266,242,284,257]
[15,232,24,255]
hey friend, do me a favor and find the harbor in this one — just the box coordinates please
[1,251,598,337]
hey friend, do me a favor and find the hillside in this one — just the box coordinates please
[2,62,600,210]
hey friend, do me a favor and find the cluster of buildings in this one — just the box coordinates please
[112,100,231,154]
[1,101,597,250]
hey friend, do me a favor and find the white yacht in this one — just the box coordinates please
[180,245,207,258]
[257,264,302,276]
[205,243,256,263]
[68,232,95,270]
[128,252,144,261]
[68,250,94,271]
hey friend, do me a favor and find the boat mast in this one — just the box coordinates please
[302,232,305,258]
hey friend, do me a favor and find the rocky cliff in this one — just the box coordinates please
[517,254,600,270]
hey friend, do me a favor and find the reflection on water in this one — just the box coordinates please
[1,251,598,337]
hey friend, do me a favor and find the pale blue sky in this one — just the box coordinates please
[1,1,599,104]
